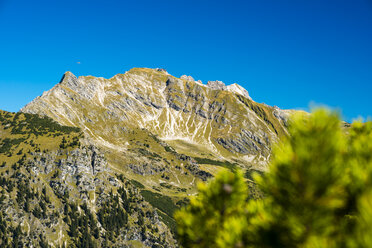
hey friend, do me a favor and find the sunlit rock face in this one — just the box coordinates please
[22,68,294,170]
[11,67,303,247]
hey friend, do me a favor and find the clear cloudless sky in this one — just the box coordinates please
[0,0,371,122]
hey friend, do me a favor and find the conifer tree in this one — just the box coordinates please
[175,109,372,248]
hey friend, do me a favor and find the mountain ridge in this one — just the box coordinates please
[22,68,293,164]
[20,68,299,200]
[0,67,301,246]
[0,67,303,247]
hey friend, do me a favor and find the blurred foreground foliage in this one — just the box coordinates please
[175,109,372,248]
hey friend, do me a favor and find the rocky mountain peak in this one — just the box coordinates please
[59,71,79,88]
[3,67,301,247]
[180,75,195,81]
[21,67,294,171]
[226,83,252,100]
[207,80,226,90]
[14,67,301,246]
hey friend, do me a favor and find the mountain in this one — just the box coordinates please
[0,68,297,247]
[22,68,293,169]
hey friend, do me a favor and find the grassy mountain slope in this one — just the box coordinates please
[15,68,301,246]
[0,110,176,247]
[22,68,292,166]
[21,67,296,177]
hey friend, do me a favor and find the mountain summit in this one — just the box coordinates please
[8,67,297,246]
[0,68,299,247]
[22,68,292,167]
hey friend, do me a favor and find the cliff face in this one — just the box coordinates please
[22,68,292,168]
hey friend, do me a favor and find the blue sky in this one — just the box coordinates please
[0,0,371,122]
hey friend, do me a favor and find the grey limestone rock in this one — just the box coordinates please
[207,80,226,90]
[180,75,195,81]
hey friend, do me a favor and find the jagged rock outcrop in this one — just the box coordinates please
[207,80,226,90]
[227,83,252,100]
[180,75,194,81]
